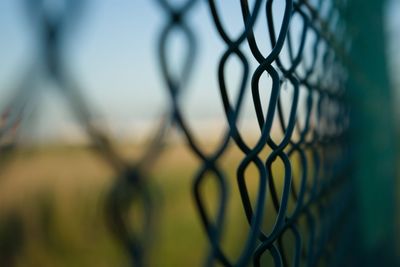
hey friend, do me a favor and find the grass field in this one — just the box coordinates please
[0,142,286,267]
[0,140,342,267]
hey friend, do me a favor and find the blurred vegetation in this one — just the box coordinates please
[0,142,313,267]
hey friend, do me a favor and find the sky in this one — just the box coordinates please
[386,0,400,90]
[0,0,399,143]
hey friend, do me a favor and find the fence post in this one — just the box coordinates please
[344,0,398,264]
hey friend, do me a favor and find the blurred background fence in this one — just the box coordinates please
[0,0,398,266]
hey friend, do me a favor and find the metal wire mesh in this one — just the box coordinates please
[154,0,354,266]
[0,0,356,266]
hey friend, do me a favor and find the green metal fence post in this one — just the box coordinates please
[345,0,398,264]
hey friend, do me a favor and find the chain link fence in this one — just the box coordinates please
[0,0,380,266]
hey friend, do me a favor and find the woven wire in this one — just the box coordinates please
[155,0,354,266]
[0,0,354,266]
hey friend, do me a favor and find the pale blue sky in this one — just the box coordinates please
[0,0,398,142]
[0,0,284,142]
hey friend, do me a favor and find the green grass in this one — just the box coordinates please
[0,142,314,267]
